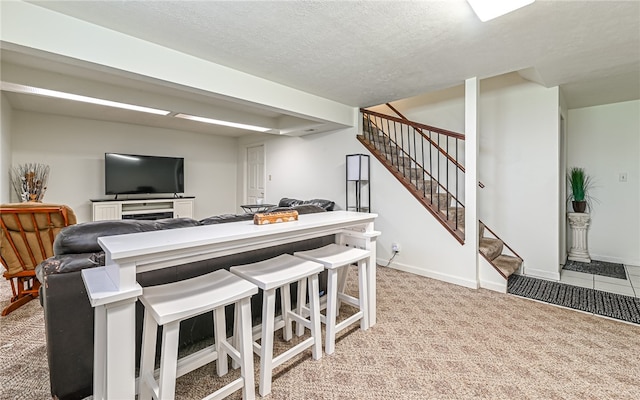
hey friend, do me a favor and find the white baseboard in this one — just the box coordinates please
[479,279,507,293]
[588,253,640,267]
[378,258,479,289]
[524,267,560,281]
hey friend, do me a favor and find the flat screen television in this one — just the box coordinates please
[105,153,184,196]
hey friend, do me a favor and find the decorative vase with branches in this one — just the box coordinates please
[567,167,595,213]
[10,163,50,202]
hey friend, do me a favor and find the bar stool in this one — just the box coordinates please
[230,254,324,397]
[138,269,258,400]
[294,243,370,355]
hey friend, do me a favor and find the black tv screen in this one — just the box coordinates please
[105,153,184,195]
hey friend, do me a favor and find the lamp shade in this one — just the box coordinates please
[346,154,369,181]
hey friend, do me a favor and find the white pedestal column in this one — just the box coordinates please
[567,212,591,263]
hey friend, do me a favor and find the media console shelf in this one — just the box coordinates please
[91,197,194,221]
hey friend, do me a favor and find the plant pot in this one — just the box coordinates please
[572,201,587,213]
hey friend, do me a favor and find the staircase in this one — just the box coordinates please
[360,108,466,243]
[479,222,523,279]
[359,107,523,287]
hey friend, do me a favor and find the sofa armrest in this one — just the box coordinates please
[36,252,104,284]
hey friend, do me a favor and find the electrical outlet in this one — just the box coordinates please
[619,172,628,182]
[391,243,401,253]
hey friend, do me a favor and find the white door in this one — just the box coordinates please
[246,144,265,204]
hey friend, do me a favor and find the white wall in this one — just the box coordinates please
[238,127,361,210]
[567,100,640,266]
[10,111,239,222]
[371,73,562,281]
[370,85,465,133]
[479,75,561,280]
[0,94,12,203]
[368,150,478,288]
[238,125,479,288]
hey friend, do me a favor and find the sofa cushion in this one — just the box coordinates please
[267,204,327,215]
[277,198,335,211]
[53,218,200,255]
[278,197,304,208]
[199,213,254,225]
[302,199,335,211]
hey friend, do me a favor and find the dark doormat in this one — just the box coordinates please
[508,274,640,325]
[563,259,627,280]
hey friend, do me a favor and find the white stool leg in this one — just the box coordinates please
[238,297,256,400]
[231,302,241,370]
[281,283,293,341]
[214,307,228,376]
[158,321,180,400]
[259,288,276,397]
[308,274,322,360]
[358,260,370,330]
[295,277,307,337]
[336,267,349,315]
[138,308,158,400]
[324,268,339,355]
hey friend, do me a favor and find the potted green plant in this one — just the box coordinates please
[567,167,594,213]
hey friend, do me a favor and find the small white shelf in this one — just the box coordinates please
[121,208,174,215]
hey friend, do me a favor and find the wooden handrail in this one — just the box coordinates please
[361,108,465,140]
[383,103,467,174]
[377,104,486,189]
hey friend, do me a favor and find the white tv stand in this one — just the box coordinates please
[91,197,195,221]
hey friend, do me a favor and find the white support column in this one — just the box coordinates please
[465,77,480,286]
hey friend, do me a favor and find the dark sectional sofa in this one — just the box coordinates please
[36,198,334,400]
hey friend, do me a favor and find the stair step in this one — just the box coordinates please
[379,149,411,162]
[424,193,450,210]
[415,179,439,192]
[493,255,522,278]
[479,237,503,261]
[401,167,423,180]
[437,206,464,231]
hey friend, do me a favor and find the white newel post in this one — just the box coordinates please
[567,212,591,263]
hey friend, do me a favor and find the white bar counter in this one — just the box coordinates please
[82,211,379,399]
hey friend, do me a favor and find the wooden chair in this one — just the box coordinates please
[0,203,76,316]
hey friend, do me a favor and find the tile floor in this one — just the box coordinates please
[558,264,640,297]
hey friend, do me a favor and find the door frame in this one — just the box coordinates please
[243,143,267,206]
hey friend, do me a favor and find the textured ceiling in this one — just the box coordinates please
[25,0,640,109]
[2,1,639,138]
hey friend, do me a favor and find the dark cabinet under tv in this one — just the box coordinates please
[90,197,194,221]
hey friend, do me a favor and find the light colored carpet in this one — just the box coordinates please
[2,266,640,399]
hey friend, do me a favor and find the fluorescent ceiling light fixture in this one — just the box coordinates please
[0,82,170,115]
[174,113,272,132]
[467,0,535,22]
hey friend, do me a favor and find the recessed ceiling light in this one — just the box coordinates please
[467,0,535,22]
[175,113,272,132]
[0,81,171,115]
